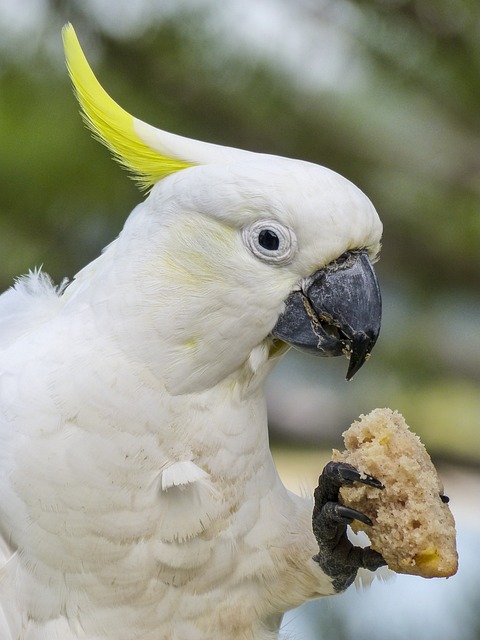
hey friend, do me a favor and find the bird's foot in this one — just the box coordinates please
[312,461,386,592]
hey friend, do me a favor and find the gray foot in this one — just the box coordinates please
[312,461,386,592]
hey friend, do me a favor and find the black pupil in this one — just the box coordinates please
[258,229,280,251]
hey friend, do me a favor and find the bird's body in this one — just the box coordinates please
[0,26,383,639]
[0,274,329,640]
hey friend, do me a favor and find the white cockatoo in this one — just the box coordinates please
[0,25,385,640]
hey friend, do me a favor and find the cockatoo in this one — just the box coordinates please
[0,25,384,640]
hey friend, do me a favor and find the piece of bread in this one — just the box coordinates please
[332,408,458,578]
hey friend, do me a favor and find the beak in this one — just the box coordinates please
[271,251,382,380]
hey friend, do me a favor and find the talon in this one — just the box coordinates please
[337,463,384,489]
[317,461,384,493]
[336,504,373,527]
[359,472,384,490]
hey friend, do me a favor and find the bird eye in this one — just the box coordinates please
[258,229,280,251]
[242,220,297,265]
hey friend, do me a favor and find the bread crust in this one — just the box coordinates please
[332,408,458,578]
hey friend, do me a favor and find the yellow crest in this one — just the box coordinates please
[62,24,195,190]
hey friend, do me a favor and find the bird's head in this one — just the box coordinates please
[63,25,382,395]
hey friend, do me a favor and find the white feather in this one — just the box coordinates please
[161,460,210,491]
[0,270,67,349]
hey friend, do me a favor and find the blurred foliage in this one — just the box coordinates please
[0,0,479,461]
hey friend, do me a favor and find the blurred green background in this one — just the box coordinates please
[1,0,479,638]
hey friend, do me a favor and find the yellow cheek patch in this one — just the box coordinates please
[162,217,238,282]
[183,337,199,351]
[62,24,195,190]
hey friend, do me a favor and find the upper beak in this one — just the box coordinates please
[271,251,382,380]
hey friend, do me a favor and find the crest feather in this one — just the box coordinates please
[62,24,195,189]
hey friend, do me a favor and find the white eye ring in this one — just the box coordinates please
[242,219,297,265]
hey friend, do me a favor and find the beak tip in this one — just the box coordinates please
[344,334,377,381]
[345,363,360,382]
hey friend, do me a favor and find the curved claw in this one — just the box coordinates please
[338,465,384,490]
[314,461,383,509]
[335,504,373,527]
[320,460,384,490]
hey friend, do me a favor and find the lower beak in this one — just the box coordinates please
[271,251,382,380]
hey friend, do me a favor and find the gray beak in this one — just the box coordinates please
[271,251,381,380]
